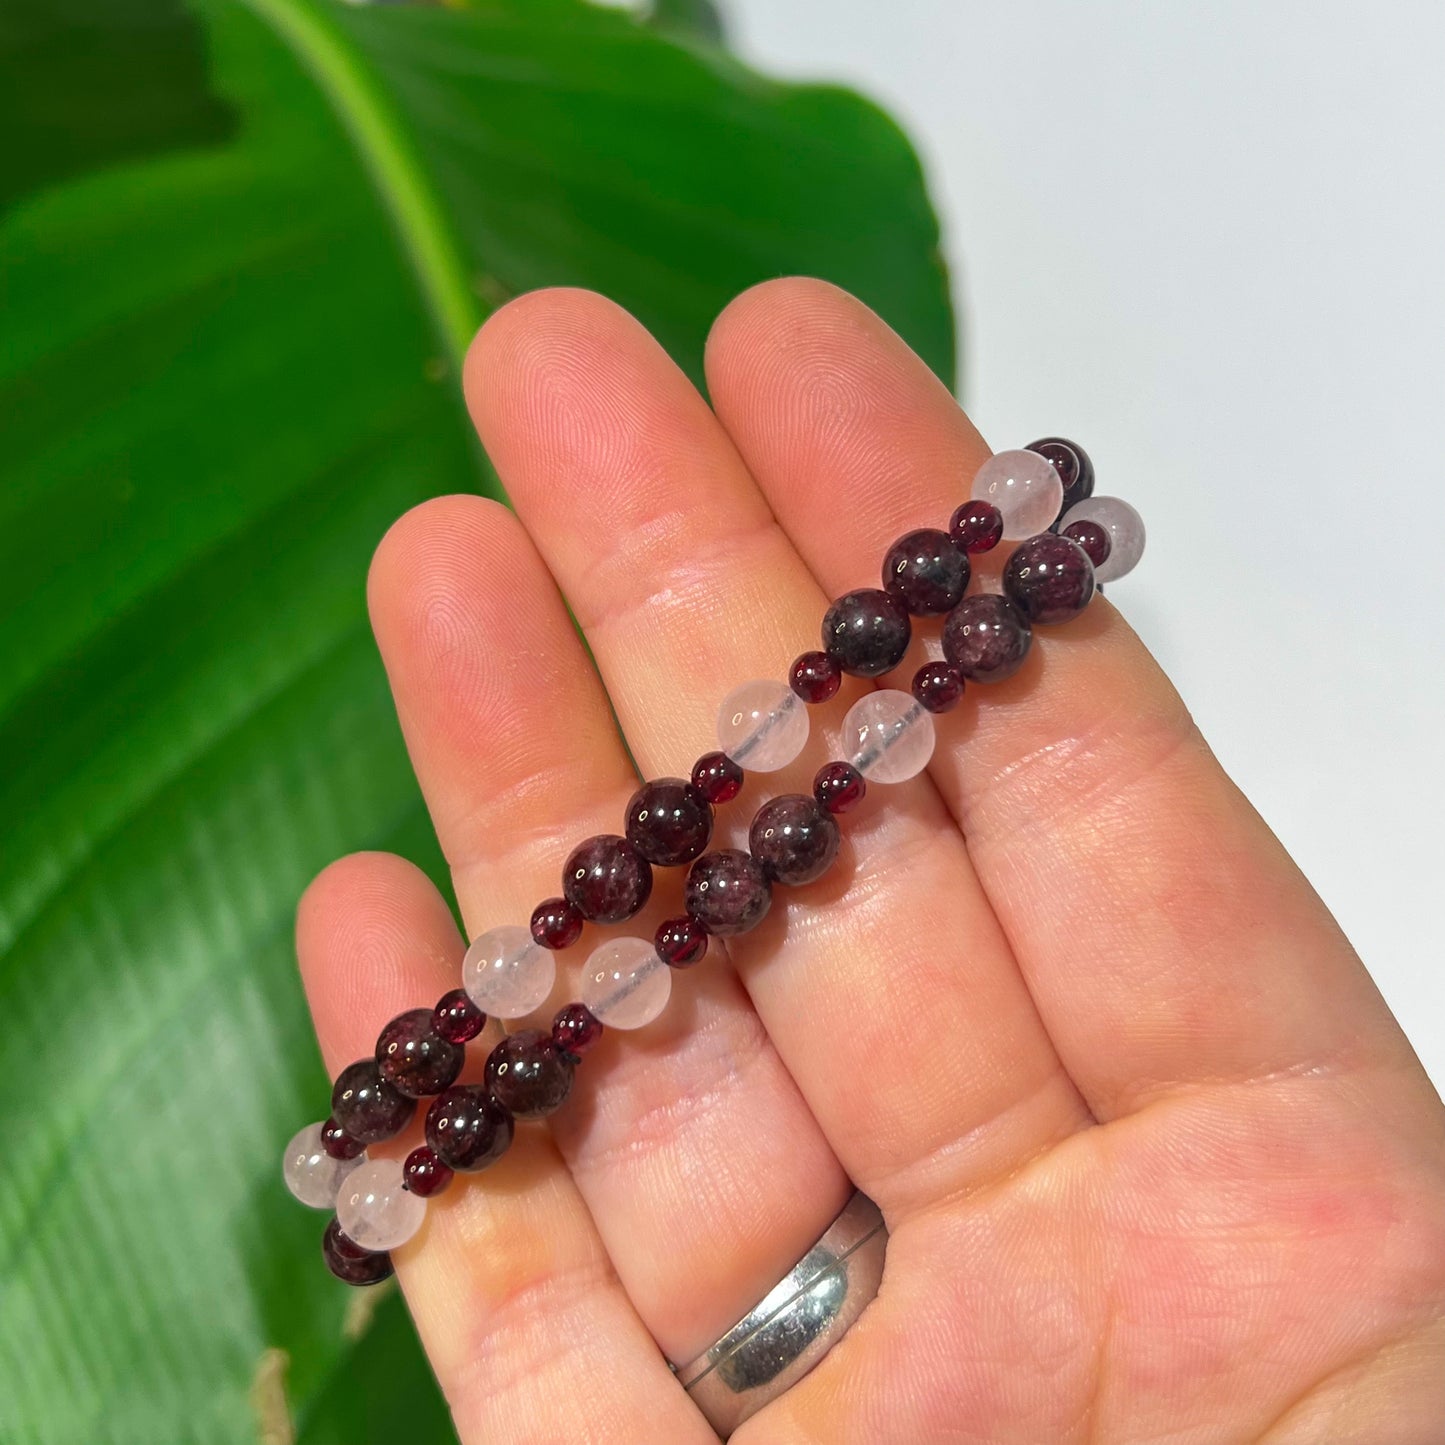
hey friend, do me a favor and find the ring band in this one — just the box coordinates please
[674,1191,887,1436]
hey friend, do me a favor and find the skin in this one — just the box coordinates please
[296,280,1445,1444]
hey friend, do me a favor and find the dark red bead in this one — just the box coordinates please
[655,915,709,968]
[948,499,1004,554]
[1026,436,1094,521]
[402,1146,454,1198]
[822,588,911,678]
[322,1217,393,1287]
[433,988,486,1045]
[1062,519,1111,568]
[376,1007,464,1099]
[684,849,772,936]
[320,1116,365,1161]
[1002,533,1096,624]
[425,1084,514,1173]
[813,761,866,815]
[690,750,744,805]
[941,594,1033,684]
[331,1058,416,1144]
[748,794,841,887]
[486,1030,575,1119]
[530,896,584,951]
[552,1002,604,1058]
[562,834,653,923]
[625,778,713,867]
[911,660,965,714]
[882,527,971,616]
[789,650,842,704]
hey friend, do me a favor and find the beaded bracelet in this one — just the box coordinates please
[282,439,1146,1285]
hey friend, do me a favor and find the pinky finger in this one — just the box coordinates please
[295,851,714,1445]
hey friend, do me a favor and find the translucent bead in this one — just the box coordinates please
[462,924,556,1020]
[336,1156,427,1252]
[283,1121,363,1209]
[843,689,936,784]
[716,680,809,772]
[580,937,673,1030]
[1058,496,1145,582]
[969,449,1064,539]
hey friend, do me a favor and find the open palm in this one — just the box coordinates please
[297,280,1445,1443]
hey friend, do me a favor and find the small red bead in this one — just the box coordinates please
[531,896,584,950]
[1062,519,1111,568]
[552,1002,604,1059]
[813,761,866,815]
[788,651,842,704]
[320,1116,365,1161]
[402,1146,454,1198]
[691,750,744,805]
[911,660,965,714]
[433,988,486,1045]
[322,1217,393,1287]
[655,915,709,968]
[949,500,1004,554]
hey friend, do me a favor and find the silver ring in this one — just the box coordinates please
[673,1192,887,1437]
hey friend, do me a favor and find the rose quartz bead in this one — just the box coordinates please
[580,937,673,1030]
[842,689,936,784]
[462,924,556,1020]
[1058,496,1145,582]
[336,1156,427,1252]
[284,1122,363,1209]
[969,449,1064,539]
[717,680,809,772]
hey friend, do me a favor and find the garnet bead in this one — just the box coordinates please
[433,988,486,1045]
[949,499,1004,554]
[625,778,713,867]
[486,1030,575,1119]
[822,588,911,678]
[331,1059,416,1144]
[813,761,866,815]
[655,914,708,968]
[1026,436,1094,520]
[1062,518,1111,568]
[321,1116,365,1161]
[424,1085,514,1173]
[789,651,842,704]
[562,834,653,923]
[748,794,841,886]
[684,849,772,936]
[941,594,1033,684]
[552,1002,604,1059]
[530,897,584,951]
[691,750,744,805]
[402,1146,454,1198]
[322,1216,394,1287]
[882,528,970,616]
[912,660,965,714]
[376,1008,464,1099]
[1002,533,1096,624]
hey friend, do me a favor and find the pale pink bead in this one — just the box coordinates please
[336,1156,427,1252]
[282,1121,363,1209]
[843,689,936,784]
[716,680,810,772]
[1059,495,1146,582]
[462,924,555,1020]
[969,449,1064,538]
[580,937,672,1030]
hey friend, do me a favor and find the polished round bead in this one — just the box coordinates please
[485,1030,575,1119]
[552,1002,604,1058]
[685,849,772,936]
[402,1146,453,1199]
[625,779,713,867]
[284,1122,364,1209]
[1059,496,1145,583]
[821,589,911,678]
[1002,533,1096,624]
[789,650,842,705]
[748,794,841,886]
[563,835,654,923]
[462,924,556,1020]
[375,1007,464,1099]
[1026,436,1095,519]
[432,988,486,1045]
[655,914,708,968]
[321,1116,365,1161]
[813,760,866,814]
[336,1156,426,1253]
[843,689,936,784]
[912,660,965,714]
[969,449,1064,539]
[530,896,583,951]
[691,750,744,804]
[322,1217,393,1287]
[425,1085,514,1172]
[716,680,810,772]
[941,594,1033,684]
[948,499,1004,555]
[580,937,673,1030]
[331,1059,416,1145]
[1062,518,1111,568]
[882,528,970,616]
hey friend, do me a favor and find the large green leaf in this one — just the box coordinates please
[0,2,953,1440]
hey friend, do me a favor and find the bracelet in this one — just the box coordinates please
[282,438,1146,1284]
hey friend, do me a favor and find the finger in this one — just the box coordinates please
[295,852,709,1445]
[705,277,1428,1119]
[366,495,848,1363]
[463,287,1089,1221]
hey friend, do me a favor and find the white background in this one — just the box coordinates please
[725,0,1445,1087]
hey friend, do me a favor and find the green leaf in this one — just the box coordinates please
[0,2,953,1441]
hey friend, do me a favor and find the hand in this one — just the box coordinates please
[296,280,1445,1443]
